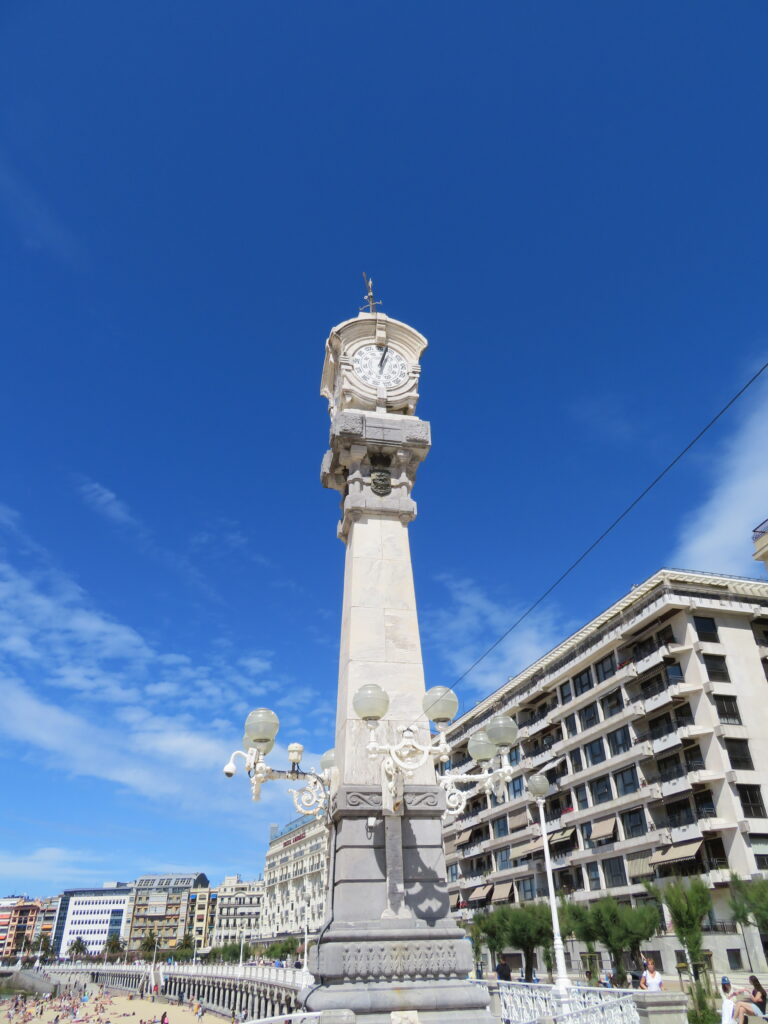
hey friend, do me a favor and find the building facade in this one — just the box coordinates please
[441,569,768,975]
[33,896,60,953]
[259,816,328,941]
[54,883,133,957]
[184,885,218,954]
[0,897,41,958]
[209,876,262,949]
[125,874,208,952]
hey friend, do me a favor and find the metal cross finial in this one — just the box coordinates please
[361,272,381,314]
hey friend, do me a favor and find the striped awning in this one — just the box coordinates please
[550,827,576,845]
[444,838,457,855]
[456,829,473,845]
[514,839,544,858]
[590,818,617,842]
[508,808,529,831]
[626,850,654,879]
[649,840,702,867]
[467,884,493,901]
[492,881,514,902]
[449,892,460,908]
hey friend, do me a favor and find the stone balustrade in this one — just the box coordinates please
[44,961,312,1022]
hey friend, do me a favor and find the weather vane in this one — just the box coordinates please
[361,272,382,314]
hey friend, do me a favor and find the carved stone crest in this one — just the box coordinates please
[370,454,392,497]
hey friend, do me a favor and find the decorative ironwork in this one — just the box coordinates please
[439,763,516,818]
[497,982,640,1024]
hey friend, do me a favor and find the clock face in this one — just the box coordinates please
[352,344,409,390]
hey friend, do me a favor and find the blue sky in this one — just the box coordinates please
[1,2,767,897]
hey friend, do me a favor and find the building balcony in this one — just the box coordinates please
[660,775,693,799]
[669,821,703,844]
[698,816,737,833]
[752,518,768,569]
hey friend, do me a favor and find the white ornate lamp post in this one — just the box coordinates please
[528,772,571,1003]
[222,708,330,819]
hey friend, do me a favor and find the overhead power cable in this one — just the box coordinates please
[442,357,768,704]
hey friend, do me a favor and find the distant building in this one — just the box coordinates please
[184,885,218,955]
[754,519,768,571]
[441,568,768,975]
[0,897,41,958]
[32,896,60,952]
[210,876,262,950]
[259,815,328,940]
[125,873,209,952]
[54,883,133,958]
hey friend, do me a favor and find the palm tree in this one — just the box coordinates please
[68,937,89,960]
[140,929,160,958]
[102,934,125,961]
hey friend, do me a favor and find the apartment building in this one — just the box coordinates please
[210,875,262,949]
[184,885,218,954]
[441,569,768,974]
[125,873,208,952]
[0,897,41,958]
[32,896,60,952]
[259,815,328,940]
[54,883,133,957]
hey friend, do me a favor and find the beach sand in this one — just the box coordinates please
[1,990,214,1024]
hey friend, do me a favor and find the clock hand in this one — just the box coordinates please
[378,347,388,370]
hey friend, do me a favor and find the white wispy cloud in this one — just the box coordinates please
[671,373,768,576]
[0,847,105,884]
[423,575,568,702]
[75,476,218,600]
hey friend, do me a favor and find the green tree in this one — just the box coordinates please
[500,904,552,982]
[730,876,768,939]
[587,898,659,985]
[645,877,712,973]
[68,937,88,959]
[475,906,513,963]
[37,934,52,960]
[139,929,160,958]
[102,934,125,961]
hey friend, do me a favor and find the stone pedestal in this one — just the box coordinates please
[631,990,689,1024]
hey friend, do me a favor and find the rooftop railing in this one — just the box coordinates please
[754,518,768,541]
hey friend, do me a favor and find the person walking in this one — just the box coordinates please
[639,957,663,991]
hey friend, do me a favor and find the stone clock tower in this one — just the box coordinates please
[303,309,492,1023]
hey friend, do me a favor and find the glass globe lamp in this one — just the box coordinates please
[528,772,549,799]
[467,729,497,763]
[243,734,274,756]
[353,683,390,723]
[486,714,518,748]
[422,686,459,727]
[244,708,280,743]
[319,749,336,772]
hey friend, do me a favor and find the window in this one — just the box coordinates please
[519,877,535,902]
[586,862,601,891]
[493,816,510,839]
[666,798,695,828]
[601,690,624,719]
[448,863,459,882]
[614,765,639,796]
[726,739,754,771]
[570,749,583,774]
[560,681,572,705]
[509,745,521,766]
[572,783,588,810]
[579,702,599,731]
[602,857,627,888]
[510,776,524,799]
[573,668,593,697]
[590,775,612,805]
[496,848,511,872]
[622,808,647,839]
[714,695,741,725]
[694,616,719,643]
[751,835,768,870]
[607,725,631,756]
[584,737,606,766]
[739,785,767,818]
[704,654,730,682]
[595,653,616,683]
[694,789,717,819]
[727,949,743,971]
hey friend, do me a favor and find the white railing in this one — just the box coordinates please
[44,962,312,991]
[552,994,639,1024]
[242,1016,319,1024]
[498,982,640,1024]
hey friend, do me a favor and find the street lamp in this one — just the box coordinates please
[528,772,571,1005]
[223,708,330,819]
